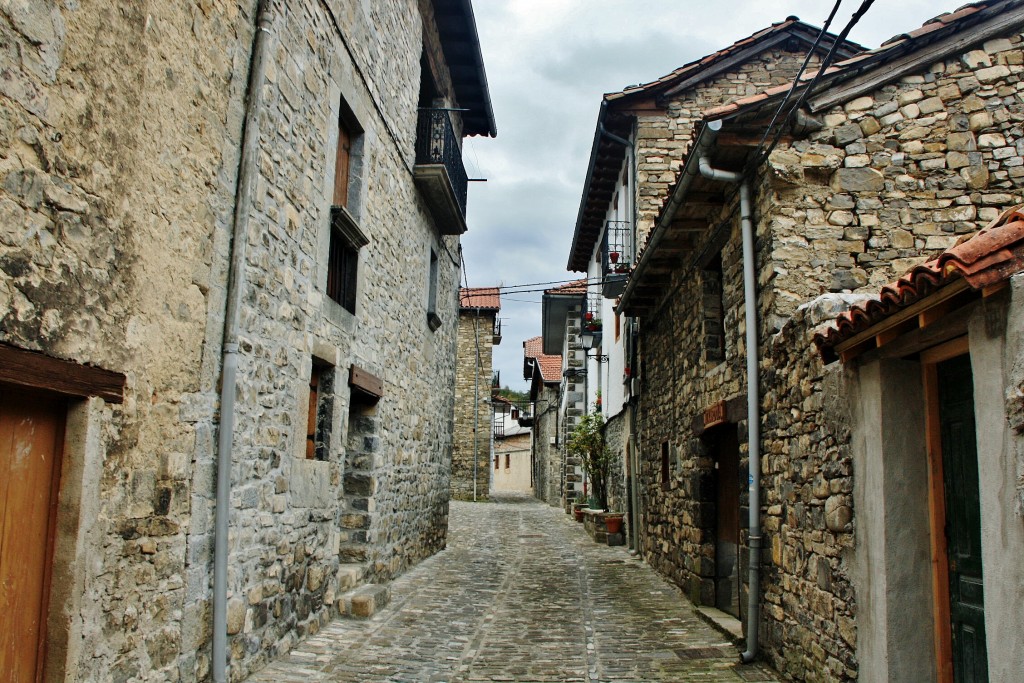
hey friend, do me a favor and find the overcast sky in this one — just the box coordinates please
[460,0,946,393]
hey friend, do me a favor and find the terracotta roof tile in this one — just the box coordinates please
[705,0,1004,122]
[604,17,806,101]
[523,336,543,358]
[815,205,1024,357]
[460,287,500,311]
[536,354,563,383]
[544,279,588,296]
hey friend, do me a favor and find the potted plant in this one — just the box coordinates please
[585,318,602,332]
[609,251,620,264]
[584,311,594,322]
[567,404,611,512]
[604,513,624,535]
[614,263,630,274]
[572,495,587,522]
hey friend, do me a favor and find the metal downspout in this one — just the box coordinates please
[213,2,271,680]
[696,121,762,663]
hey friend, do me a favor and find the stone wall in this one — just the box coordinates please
[0,0,467,680]
[763,32,1024,321]
[453,310,494,500]
[632,49,824,245]
[562,304,587,508]
[603,410,627,513]
[0,2,253,680]
[532,382,562,505]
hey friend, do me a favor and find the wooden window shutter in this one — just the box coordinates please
[333,122,352,207]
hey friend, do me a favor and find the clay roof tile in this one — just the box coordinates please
[460,287,501,311]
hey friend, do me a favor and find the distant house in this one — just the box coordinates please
[618,1,1024,680]
[490,396,532,494]
[540,279,589,509]
[524,336,563,505]
[453,287,502,500]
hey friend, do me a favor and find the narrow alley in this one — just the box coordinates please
[246,498,779,683]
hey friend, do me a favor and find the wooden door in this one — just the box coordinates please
[714,426,740,617]
[937,355,989,683]
[0,387,66,682]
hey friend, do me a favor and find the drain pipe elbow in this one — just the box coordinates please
[696,157,763,664]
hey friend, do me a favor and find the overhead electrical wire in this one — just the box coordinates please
[747,0,876,171]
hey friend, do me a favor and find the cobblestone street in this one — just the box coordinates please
[246,497,780,683]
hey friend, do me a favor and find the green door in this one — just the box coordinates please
[937,355,988,683]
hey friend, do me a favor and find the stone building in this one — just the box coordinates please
[540,278,588,509]
[564,19,862,551]
[0,1,494,681]
[618,0,1024,680]
[453,286,501,500]
[523,336,563,506]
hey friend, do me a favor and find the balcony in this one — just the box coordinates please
[601,220,633,298]
[492,317,502,345]
[414,108,469,235]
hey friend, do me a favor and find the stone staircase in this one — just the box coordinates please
[335,562,391,619]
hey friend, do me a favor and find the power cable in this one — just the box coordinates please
[749,0,876,171]
[750,0,844,162]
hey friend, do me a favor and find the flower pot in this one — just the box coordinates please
[584,311,594,322]
[605,514,624,535]
[609,251,620,264]
[573,502,587,522]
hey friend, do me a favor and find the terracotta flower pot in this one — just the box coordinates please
[609,251,620,263]
[605,514,624,535]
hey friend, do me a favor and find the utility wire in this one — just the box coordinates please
[750,0,844,162]
[748,0,876,171]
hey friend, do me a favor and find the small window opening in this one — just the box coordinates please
[306,360,335,461]
[427,248,441,331]
[327,229,359,314]
[660,441,671,491]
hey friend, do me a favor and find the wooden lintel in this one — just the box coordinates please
[349,365,384,400]
[982,280,1009,297]
[919,299,953,329]
[0,343,125,403]
[716,132,793,148]
[833,279,971,357]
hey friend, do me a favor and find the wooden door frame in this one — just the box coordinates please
[921,335,970,683]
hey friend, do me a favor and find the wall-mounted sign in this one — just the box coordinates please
[703,400,727,429]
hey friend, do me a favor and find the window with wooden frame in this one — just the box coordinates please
[305,360,335,461]
[505,453,510,469]
[326,103,368,316]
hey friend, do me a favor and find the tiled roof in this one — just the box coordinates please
[536,354,563,383]
[605,18,862,102]
[523,336,543,358]
[703,0,1007,120]
[544,279,587,296]
[815,206,1024,356]
[524,335,562,383]
[460,287,500,311]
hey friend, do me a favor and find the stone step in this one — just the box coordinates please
[337,563,365,592]
[339,583,391,619]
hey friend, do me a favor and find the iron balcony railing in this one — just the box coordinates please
[602,220,633,297]
[415,108,468,217]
